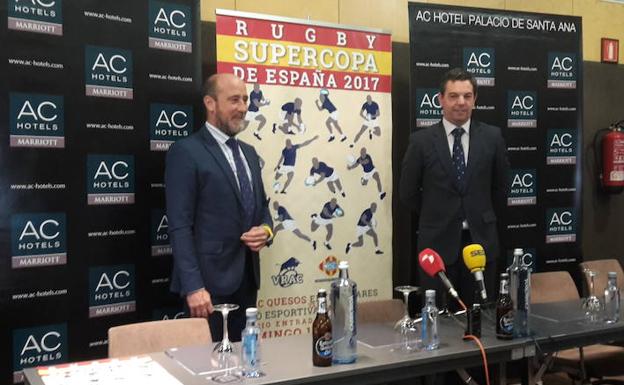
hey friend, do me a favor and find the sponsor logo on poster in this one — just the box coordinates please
[87,154,135,205]
[149,103,192,151]
[89,265,136,318]
[150,209,171,256]
[152,307,186,320]
[507,91,537,128]
[546,129,577,165]
[507,169,537,206]
[148,0,192,53]
[547,52,576,89]
[85,46,133,99]
[415,88,442,127]
[8,0,63,35]
[11,213,67,268]
[315,255,339,282]
[271,257,303,287]
[13,323,67,383]
[463,47,495,86]
[506,248,537,272]
[9,93,64,148]
[546,208,577,243]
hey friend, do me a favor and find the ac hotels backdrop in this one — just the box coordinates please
[216,10,394,338]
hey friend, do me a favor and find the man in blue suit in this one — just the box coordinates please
[400,68,509,308]
[165,73,273,342]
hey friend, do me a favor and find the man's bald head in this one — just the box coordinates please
[202,73,245,100]
[202,73,248,136]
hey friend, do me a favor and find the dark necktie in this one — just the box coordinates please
[226,138,255,227]
[452,127,466,189]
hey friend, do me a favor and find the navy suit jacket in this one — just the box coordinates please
[165,126,272,297]
[399,120,509,265]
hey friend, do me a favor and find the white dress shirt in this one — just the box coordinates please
[442,118,470,165]
[205,122,253,191]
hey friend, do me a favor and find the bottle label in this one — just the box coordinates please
[318,297,327,314]
[499,311,514,333]
[315,333,333,358]
[347,295,355,332]
[243,334,257,365]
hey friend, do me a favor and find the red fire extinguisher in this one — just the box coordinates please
[594,121,624,193]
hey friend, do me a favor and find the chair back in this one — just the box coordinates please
[579,259,624,296]
[530,271,579,304]
[108,318,212,358]
[357,299,405,324]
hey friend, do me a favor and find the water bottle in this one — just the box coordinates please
[421,289,439,350]
[510,248,531,337]
[331,261,357,364]
[604,272,620,324]
[241,307,264,378]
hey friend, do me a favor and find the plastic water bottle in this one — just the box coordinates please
[510,248,531,337]
[241,307,264,378]
[604,272,620,324]
[421,289,439,350]
[331,261,357,364]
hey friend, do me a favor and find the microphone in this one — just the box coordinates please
[462,244,487,302]
[418,248,459,300]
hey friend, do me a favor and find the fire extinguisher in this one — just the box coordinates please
[594,120,624,194]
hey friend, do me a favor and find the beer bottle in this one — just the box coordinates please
[312,289,332,367]
[496,273,514,339]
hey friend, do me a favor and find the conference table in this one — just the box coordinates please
[23,300,624,385]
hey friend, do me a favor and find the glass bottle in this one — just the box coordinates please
[604,272,620,324]
[241,307,264,378]
[330,261,357,364]
[421,289,439,350]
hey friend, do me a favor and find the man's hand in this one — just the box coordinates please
[241,226,270,252]
[186,288,213,318]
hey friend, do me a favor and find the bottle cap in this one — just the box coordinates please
[473,303,481,309]
[338,261,349,269]
[318,288,326,294]
[513,248,523,255]
[246,307,258,317]
[608,272,617,279]
[425,289,436,298]
[500,272,509,279]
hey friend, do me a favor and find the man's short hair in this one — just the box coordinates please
[439,68,477,96]
[202,75,219,99]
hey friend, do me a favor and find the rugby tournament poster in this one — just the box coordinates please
[216,9,393,338]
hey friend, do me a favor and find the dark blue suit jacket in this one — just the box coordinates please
[399,120,509,265]
[165,126,272,297]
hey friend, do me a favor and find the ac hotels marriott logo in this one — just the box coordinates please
[85,46,133,99]
[8,0,63,36]
[9,93,65,148]
[11,213,67,269]
[148,0,193,53]
[87,154,135,205]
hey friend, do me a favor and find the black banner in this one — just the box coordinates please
[408,3,582,274]
[1,0,201,382]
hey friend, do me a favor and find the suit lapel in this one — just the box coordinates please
[432,123,456,188]
[199,128,243,205]
[464,120,482,189]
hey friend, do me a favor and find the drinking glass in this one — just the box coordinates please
[393,286,420,352]
[213,304,239,353]
[210,304,240,383]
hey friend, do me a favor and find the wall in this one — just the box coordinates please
[200,0,624,286]
[201,0,624,63]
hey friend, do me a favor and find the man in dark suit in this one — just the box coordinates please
[400,68,509,308]
[165,73,273,341]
